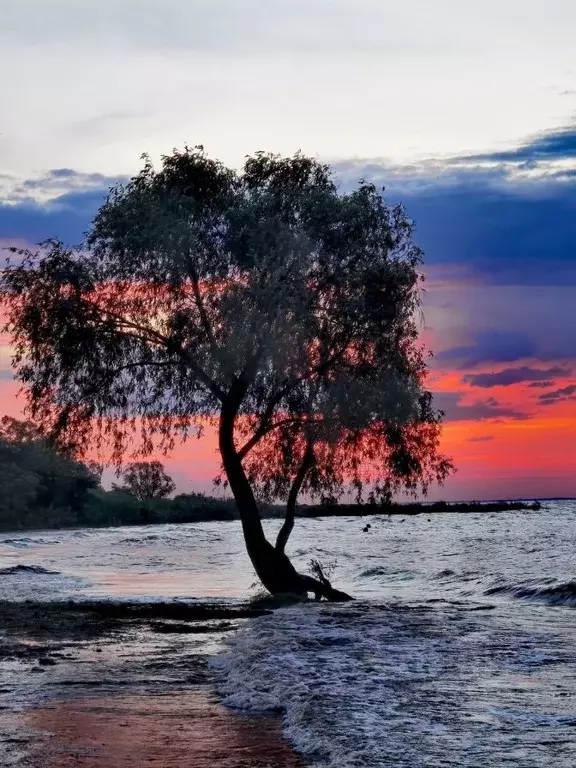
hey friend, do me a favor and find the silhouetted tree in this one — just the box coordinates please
[0,415,42,443]
[114,460,175,501]
[2,147,453,599]
[0,416,98,527]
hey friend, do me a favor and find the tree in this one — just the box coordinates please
[114,460,175,501]
[0,416,99,528]
[0,415,42,443]
[1,147,453,599]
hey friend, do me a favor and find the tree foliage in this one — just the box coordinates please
[0,416,99,529]
[114,460,176,500]
[1,147,453,596]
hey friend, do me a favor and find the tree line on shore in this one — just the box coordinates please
[0,414,540,533]
[0,415,241,531]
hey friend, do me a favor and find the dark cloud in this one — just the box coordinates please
[527,380,555,389]
[0,169,126,246]
[0,370,14,381]
[433,392,529,422]
[400,180,576,286]
[537,384,576,405]
[463,366,570,388]
[435,331,538,369]
[468,434,495,443]
[335,125,576,286]
[0,187,115,244]
[460,126,576,165]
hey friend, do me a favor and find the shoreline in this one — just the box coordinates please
[0,498,545,535]
[0,600,305,768]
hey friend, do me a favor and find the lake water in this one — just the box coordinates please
[1,501,575,767]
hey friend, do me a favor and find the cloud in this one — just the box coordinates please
[408,180,576,285]
[435,330,538,369]
[11,169,122,198]
[433,392,529,422]
[527,380,555,389]
[459,125,576,165]
[335,124,576,287]
[0,169,126,249]
[0,0,536,57]
[0,185,119,245]
[537,384,576,406]
[0,168,125,202]
[463,366,570,388]
[468,434,495,443]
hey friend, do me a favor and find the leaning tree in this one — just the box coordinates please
[2,147,453,600]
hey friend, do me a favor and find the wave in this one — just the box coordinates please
[212,601,571,768]
[434,568,456,578]
[485,580,576,607]
[0,564,60,576]
[358,567,416,582]
[1,537,40,548]
[1,536,60,548]
[358,566,389,577]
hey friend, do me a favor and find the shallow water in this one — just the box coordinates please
[1,501,575,766]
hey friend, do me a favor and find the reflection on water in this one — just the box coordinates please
[29,691,305,768]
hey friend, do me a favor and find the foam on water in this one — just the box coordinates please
[2,502,576,765]
[213,600,576,768]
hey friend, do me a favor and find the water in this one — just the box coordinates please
[1,501,575,766]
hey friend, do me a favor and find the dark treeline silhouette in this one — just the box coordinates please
[0,416,242,531]
[0,416,539,533]
[298,500,542,517]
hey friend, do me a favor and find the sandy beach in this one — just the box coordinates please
[0,601,305,768]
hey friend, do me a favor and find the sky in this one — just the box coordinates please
[1,0,575,500]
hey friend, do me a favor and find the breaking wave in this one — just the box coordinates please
[0,536,60,548]
[212,599,576,767]
[486,580,576,607]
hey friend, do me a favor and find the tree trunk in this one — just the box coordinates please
[275,442,314,555]
[218,399,352,601]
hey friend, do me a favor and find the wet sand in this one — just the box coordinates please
[0,600,305,768]
[29,691,304,768]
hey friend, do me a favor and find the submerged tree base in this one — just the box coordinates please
[243,535,353,602]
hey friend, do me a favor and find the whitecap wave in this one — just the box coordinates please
[212,600,576,767]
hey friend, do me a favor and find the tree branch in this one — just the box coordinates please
[237,337,354,460]
[275,440,314,554]
[237,416,305,460]
[185,256,218,352]
[85,300,225,401]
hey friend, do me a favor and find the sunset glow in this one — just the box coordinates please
[1,0,574,501]
[2,261,574,501]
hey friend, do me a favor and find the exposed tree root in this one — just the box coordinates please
[297,573,354,602]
